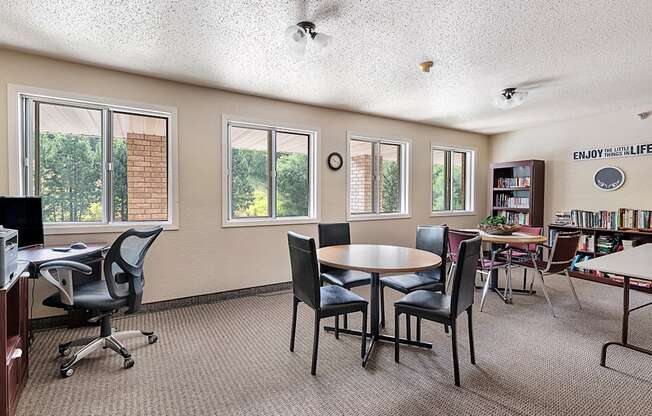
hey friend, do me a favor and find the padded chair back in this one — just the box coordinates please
[415,225,448,278]
[317,223,351,274]
[287,232,320,310]
[103,226,163,313]
[545,231,581,274]
[507,226,543,252]
[449,236,482,317]
[448,229,478,263]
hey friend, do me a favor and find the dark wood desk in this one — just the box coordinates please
[1,261,30,416]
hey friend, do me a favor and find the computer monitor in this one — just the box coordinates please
[0,196,44,248]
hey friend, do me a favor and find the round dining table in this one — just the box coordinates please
[464,230,547,306]
[318,244,442,366]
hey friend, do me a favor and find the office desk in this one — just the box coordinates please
[1,261,30,416]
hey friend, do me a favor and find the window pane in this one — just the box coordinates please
[230,126,270,218]
[36,103,103,223]
[432,149,446,211]
[379,143,400,213]
[276,132,309,217]
[112,112,168,222]
[349,140,374,214]
[452,151,467,210]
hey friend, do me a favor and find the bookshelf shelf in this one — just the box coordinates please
[490,160,545,227]
[549,224,652,293]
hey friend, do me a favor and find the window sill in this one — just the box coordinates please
[347,213,412,222]
[430,211,476,218]
[221,217,319,228]
[44,221,178,235]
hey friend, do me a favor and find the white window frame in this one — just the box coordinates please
[430,144,475,217]
[7,84,179,234]
[346,131,411,221]
[221,115,320,228]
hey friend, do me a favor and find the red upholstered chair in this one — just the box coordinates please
[499,226,543,290]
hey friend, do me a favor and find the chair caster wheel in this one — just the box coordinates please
[123,358,135,369]
[60,367,74,377]
[147,335,158,344]
[59,347,71,357]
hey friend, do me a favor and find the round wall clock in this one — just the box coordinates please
[593,166,625,191]
[327,152,343,171]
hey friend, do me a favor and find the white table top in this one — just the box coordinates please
[576,243,652,282]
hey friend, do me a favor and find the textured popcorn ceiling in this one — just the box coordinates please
[1,0,651,134]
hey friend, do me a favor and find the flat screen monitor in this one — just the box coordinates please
[0,196,44,248]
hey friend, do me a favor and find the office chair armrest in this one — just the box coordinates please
[39,260,93,275]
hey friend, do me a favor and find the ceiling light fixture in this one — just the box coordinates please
[285,21,331,55]
[493,88,528,110]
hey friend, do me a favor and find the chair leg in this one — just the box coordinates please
[479,270,492,312]
[311,312,320,375]
[361,309,368,359]
[522,268,528,290]
[446,263,455,292]
[380,284,386,328]
[343,313,348,329]
[394,310,400,362]
[451,322,460,386]
[565,270,582,310]
[290,297,299,352]
[406,314,411,341]
[416,316,421,342]
[444,324,449,334]
[334,315,340,339]
[535,269,556,318]
[467,306,475,364]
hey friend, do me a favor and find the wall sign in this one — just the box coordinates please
[593,166,625,191]
[572,142,652,161]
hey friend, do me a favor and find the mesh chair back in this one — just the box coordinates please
[450,236,482,316]
[103,226,163,313]
[287,232,320,309]
[545,231,581,274]
[507,226,543,252]
[317,223,351,274]
[448,229,478,263]
[415,225,448,279]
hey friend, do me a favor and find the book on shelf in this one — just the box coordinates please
[577,234,595,252]
[495,176,531,188]
[494,194,529,208]
[495,210,529,225]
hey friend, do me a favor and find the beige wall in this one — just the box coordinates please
[0,49,489,318]
[490,108,652,225]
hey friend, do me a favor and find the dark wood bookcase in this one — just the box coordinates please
[548,224,652,294]
[490,160,545,227]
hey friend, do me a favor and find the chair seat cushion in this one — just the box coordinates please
[394,290,452,321]
[320,285,367,315]
[381,271,443,293]
[321,269,371,288]
[479,258,507,269]
[43,280,127,311]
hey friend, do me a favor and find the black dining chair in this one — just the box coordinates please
[318,223,371,330]
[394,235,482,386]
[287,232,368,375]
[380,225,448,340]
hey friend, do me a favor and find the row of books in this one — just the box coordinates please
[495,176,530,188]
[494,195,529,208]
[577,234,595,252]
[567,209,652,230]
[495,210,529,225]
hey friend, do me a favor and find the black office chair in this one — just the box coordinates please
[380,225,448,339]
[394,236,481,386]
[40,227,163,377]
[288,231,368,375]
[318,223,371,330]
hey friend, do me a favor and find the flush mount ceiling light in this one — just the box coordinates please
[493,88,528,110]
[285,21,331,55]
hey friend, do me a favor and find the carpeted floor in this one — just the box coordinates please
[18,273,652,416]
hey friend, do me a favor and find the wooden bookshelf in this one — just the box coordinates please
[490,160,545,227]
[549,224,652,293]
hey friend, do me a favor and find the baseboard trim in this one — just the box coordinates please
[29,281,292,331]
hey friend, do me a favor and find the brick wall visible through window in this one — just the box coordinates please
[126,133,168,221]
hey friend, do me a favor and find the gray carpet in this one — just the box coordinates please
[18,274,652,416]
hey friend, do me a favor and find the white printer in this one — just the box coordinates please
[0,227,19,286]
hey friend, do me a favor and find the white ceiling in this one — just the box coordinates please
[2,0,652,134]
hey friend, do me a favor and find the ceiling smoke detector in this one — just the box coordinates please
[285,21,331,56]
[419,61,434,73]
[493,88,528,110]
